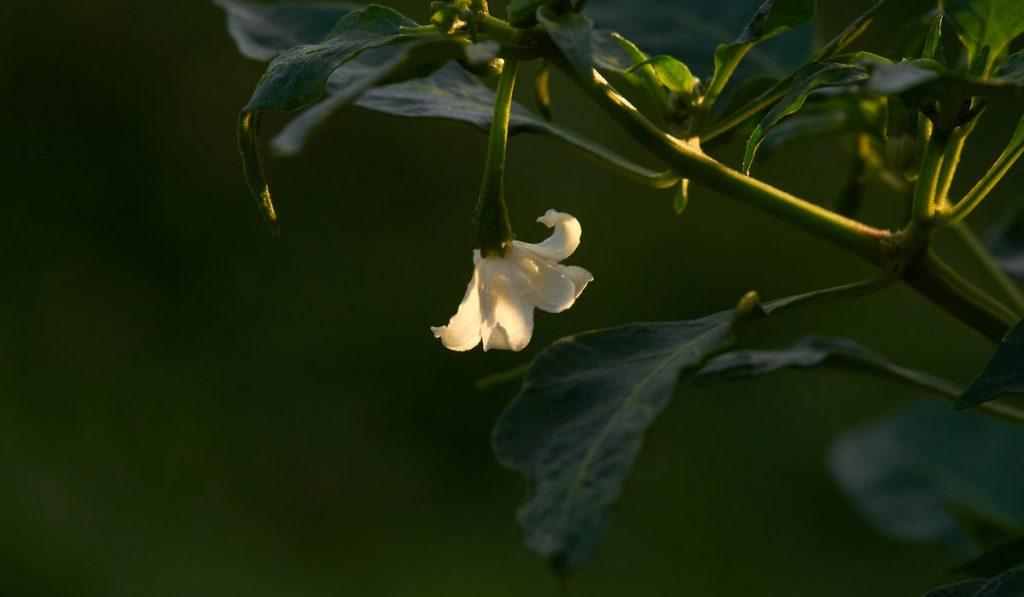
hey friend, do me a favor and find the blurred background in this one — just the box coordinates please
[2,0,1021,595]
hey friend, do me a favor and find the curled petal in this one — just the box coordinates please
[557,264,593,299]
[516,209,582,262]
[478,258,534,352]
[506,245,583,314]
[431,265,482,351]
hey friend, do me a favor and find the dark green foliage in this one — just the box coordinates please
[957,318,1024,409]
[743,60,868,173]
[829,402,1024,551]
[492,294,765,573]
[213,0,358,60]
[537,7,594,81]
[584,0,815,78]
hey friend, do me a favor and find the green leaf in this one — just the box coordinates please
[269,41,461,156]
[213,0,358,60]
[244,5,425,113]
[492,292,767,573]
[995,49,1024,82]
[584,0,815,79]
[957,317,1024,409]
[693,336,960,396]
[921,566,1024,597]
[758,107,851,158]
[940,0,1024,65]
[628,55,697,97]
[537,7,594,81]
[924,15,947,66]
[743,60,868,173]
[237,111,279,234]
[829,402,1024,551]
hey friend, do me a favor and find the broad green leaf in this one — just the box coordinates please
[921,566,1024,597]
[957,317,1024,409]
[537,8,594,81]
[235,5,451,229]
[940,0,1024,65]
[270,42,461,156]
[272,62,668,188]
[743,61,868,173]
[492,292,767,573]
[693,336,960,396]
[244,5,426,112]
[213,0,358,60]
[829,402,1024,551]
[584,0,815,79]
[759,108,851,158]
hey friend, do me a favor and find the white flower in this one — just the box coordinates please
[432,209,594,352]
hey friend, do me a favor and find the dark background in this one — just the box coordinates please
[2,1,1019,595]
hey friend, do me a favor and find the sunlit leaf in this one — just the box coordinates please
[743,60,868,173]
[629,55,697,96]
[213,0,358,60]
[921,566,1024,597]
[492,292,767,573]
[957,317,1024,410]
[829,402,1024,551]
[707,0,817,102]
[940,0,1024,65]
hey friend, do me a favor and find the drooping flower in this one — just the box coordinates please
[432,209,593,352]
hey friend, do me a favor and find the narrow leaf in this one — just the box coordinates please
[924,15,947,66]
[673,179,690,215]
[743,61,868,173]
[237,111,279,235]
[629,55,697,96]
[693,336,960,397]
[492,293,767,573]
[957,317,1024,409]
[213,0,358,60]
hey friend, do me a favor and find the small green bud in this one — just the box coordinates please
[430,3,463,34]
[887,133,919,175]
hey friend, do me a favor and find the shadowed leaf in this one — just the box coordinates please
[212,0,359,60]
[957,317,1024,409]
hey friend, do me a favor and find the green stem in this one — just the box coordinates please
[573,69,890,262]
[701,45,749,113]
[948,222,1024,314]
[475,60,519,256]
[939,120,1024,227]
[902,250,1018,343]
[912,132,947,224]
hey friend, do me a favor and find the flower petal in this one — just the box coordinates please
[517,209,582,262]
[431,263,482,352]
[558,264,594,299]
[506,245,582,314]
[478,257,534,352]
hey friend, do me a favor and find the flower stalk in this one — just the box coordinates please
[476,59,519,256]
